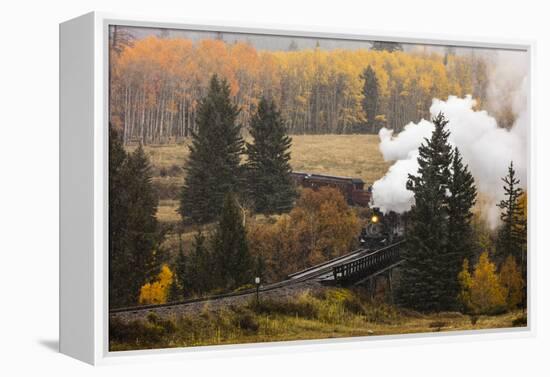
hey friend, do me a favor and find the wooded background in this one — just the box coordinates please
[109,31,490,144]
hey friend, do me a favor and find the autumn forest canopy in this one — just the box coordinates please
[110,34,491,144]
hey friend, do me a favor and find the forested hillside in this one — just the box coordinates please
[110,36,488,144]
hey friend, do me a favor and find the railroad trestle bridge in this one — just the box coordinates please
[110,240,406,319]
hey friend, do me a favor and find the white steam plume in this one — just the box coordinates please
[372,69,528,228]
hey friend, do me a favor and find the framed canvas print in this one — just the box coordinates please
[59,12,534,365]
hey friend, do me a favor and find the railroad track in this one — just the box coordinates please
[109,241,404,315]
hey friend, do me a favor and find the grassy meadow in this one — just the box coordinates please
[127,134,391,224]
[110,287,526,351]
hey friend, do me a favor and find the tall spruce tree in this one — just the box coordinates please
[179,75,244,224]
[361,65,380,133]
[398,113,453,311]
[185,229,210,296]
[211,193,253,290]
[124,144,160,303]
[169,234,187,302]
[109,126,130,307]
[497,162,527,267]
[245,97,296,213]
[109,131,160,307]
[446,147,477,306]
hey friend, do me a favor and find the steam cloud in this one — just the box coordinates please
[372,51,528,228]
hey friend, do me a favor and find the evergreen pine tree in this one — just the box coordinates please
[109,131,160,307]
[186,229,210,296]
[169,233,187,302]
[179,74,244,224]
[397,113,453,311]
[109,126,130,307]
[211,193,253,290]
[361,65,380,133]
[497,161,527,271]
[371,41,403,52]
[124,144,160,304]
[245,97,296,213]
[446,147,477,306]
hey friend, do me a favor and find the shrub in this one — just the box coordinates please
[428,320,449,331]
[363,302,400,324]
[512,314,527,327]
[233,308,260,332]
[252,294,319,319]
[109,314,176,347]
[167,164,183,176]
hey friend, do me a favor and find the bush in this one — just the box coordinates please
[252,294,319,319]
[167,164,183,176]
[512,314,527,327]
[233,308,260,332]
[363,302,400,324]
[428,320,449,331]
[154,179,181,201]
[109,314,176,347]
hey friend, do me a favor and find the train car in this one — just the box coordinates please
[290,171,371,206]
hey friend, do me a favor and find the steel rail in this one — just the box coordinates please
[109,240,405,314]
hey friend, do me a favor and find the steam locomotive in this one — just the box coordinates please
[359,207,405,248]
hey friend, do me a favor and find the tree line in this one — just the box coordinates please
[109,35,488,144]
[397,113,527,313]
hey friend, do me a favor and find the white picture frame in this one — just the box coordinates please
[59,11,536,365]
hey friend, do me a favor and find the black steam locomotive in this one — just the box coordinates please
[359,208,405,248]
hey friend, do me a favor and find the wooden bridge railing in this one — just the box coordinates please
[332,240,405,283]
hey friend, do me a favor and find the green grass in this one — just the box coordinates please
[109,288,526,351]
[127,134,390,223]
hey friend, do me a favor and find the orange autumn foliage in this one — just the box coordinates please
[247,187,360,282]
[110,36,489,143]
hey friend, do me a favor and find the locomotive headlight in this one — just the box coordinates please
[371,215,379,223]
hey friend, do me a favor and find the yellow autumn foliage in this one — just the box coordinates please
[499,255,525,310]
[139,264,174,305]
[111,36,489,143]
[458,252,506,315]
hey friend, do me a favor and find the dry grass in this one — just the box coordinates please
[128,134,391,223]
[127,142,191,172]
[110,288,527,351]
[289,134,391,185]
[157,200,181,224]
